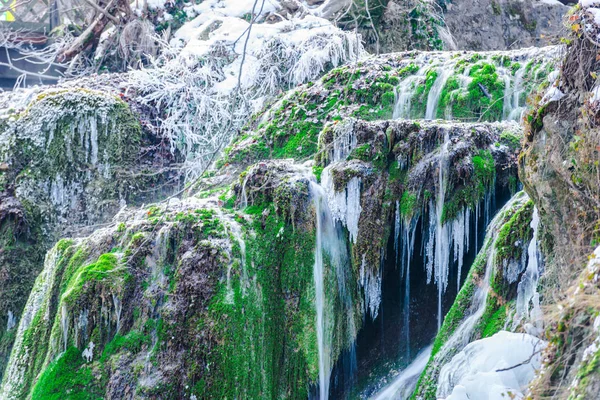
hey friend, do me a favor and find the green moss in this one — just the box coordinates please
[349,143,372,162]
[438,63,506,121]
[313,165,324,183]
[495,200,534,265]
[480,303,509,339]
[100,330,151,363]
[61,253,128,306]
[207,203,318,398]
[400,191,418,218]
[31,347,102,400]
[398,63,420,78]
[500,130,522,151]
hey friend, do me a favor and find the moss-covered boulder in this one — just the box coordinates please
[0,88,182,380]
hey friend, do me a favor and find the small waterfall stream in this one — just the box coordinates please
[371,345,433,400]
[309,175,358,399]
[514,207,543,334]
[425,69,453,120]
[312,185,332,400]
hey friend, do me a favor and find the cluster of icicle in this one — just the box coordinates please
[376,192,538,400]
[434,192,544,399]
[319,120,380,320]
[3,90,122,222]
[392,46,561,122]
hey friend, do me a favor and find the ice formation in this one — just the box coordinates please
[438,331,547,400]
[127,0,363,178]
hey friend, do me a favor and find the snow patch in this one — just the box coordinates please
[438,331,547,400]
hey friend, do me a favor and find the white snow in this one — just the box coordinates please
[438,331,547,400]
[580,0,600,8]
[540,86,565,105]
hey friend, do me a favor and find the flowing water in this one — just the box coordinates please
[310,177,357,399]
[514,207,543,335]
[371,345,433,400]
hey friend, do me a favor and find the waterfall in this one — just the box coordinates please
[514,207,543,335]
[425,68,453,120]
[393,72,424,119]
[508,65,527,121]
[434,192,531,392]
[371,345,433,400]
[434,132,451,330]
[312,186,331,400]
[310,179,357,399]
[0,244,67,399]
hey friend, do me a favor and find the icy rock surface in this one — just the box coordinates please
[438,331,547,400]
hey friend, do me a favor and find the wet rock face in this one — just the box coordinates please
[443,0,569,50]
[518,8,600,398]
[521,33,600,282]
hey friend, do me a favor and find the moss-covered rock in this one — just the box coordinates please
[0,88,183,381]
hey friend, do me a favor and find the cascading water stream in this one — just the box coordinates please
[393,70,425,119]
[312,186,331,400]
[425,68,453,120]
[309,177,357,399]
[513,207,543,335]
[371,345,433,400]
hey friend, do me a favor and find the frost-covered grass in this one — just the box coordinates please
[127,0,363,180]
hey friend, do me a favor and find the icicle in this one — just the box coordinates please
[330,119,357,163]
[401,218,418,359]
[435,192,531,391]
[394,200,401,268]
[360,254,382,320]
[452,209,466,290]
[434,132,451,330]
[465,206,471,253]
[6,311,16,331]
[82,341,95,363]
[89,116,99,166]
[322,169,362,244]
